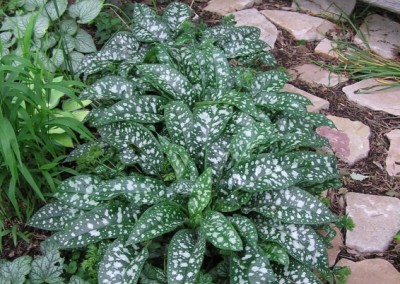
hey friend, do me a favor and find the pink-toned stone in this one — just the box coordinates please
[354,14,400,60]
[345,192,400,253]
[288,63,348,87]
[260,10,337,41]
[385,129,400,177]
[336,259,400,284]
[342,78,400,116]
[316,115,370,165]
[281,84,329,112]
[204,0,255,15]
[360,0,400,16]
[230,9,278,49]
[292,0,356,20]
[314,38,339,59]
[327,225,343,267]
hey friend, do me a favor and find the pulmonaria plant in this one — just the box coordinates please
[30,3,342,283]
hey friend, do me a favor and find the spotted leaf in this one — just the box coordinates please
[64,139,107,162]
[138,64,195,106]
[250,71,290,96]
[277,112,335,133]
[273,260,323,284]
[190,105,232,161]
[200,211,242,251]
[254,91,311,113]
[204,135,230,179]
[259,243,289,266]
[99,121,164,174]
[244,187,335,224]
[202,45,232,92]
[50,204,140,249]
[167,229,206,283]
[229,215,258,247]
[188,168,212,217]
[28,201,83,231]
[248,255,276,284]
[80,75,136,101]
[162,2,192,32]
[132,4,170,42]
[98,239,148,284]
[127,202,186,245]
[254,215,329,272]
[55,175,103,210]
[164,101,194,149]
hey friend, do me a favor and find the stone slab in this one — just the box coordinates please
[385,129,400,177]
[316,115,370,165]
[354,14,400,60]
[292,0,356,20]
[342,78,400,116]
[204,0,255,16]
[360,0,400,14]
[288,63,348,87]
[345,192,400,253]
[314,38,339,59]
[260,10,337,41]
[230,9,278,49]
[336,259,400,284]
[281,84,329,112]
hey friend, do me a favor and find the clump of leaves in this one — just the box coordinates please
[0,242,89,283]
[93,10,127,45]
[30,3,342,283]
[0,0,104,72]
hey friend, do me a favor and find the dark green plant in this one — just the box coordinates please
[30,3,342,283]
[93,10,127,45]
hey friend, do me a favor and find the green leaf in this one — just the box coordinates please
[200,211,242,251]
[164,101,194,149]
[55,175,103,210]
[141,263,168,283]
[211,91,262,118]
[99,121,164,174]
[80,75,136,101]
[244,187,335,224]
[29,242,64,284]
[0,256,32,284]
[159,137,198,181]
[98,239,148,284]
[64,139,106,162]
[127,202,186,245]
[60,19,78,35]
[188,168,212,217]
[254,215,329,272]
[132,3,170,42]
[204,135,230,179]
[273,260,323,284]
[259,243,289,266]
[74,28,96,53]
[69,51,85,73]
[23,0,47,11]
[190,105,232,161]
[230,254,250,284]
[254,91,311,113]
[250,70,290,96]
[42,0,68,21]
[277,112,335,133]
[68,0,104,24]
[202,45,232,92]
[248,255,276,284]
[162,2,192,32]
[51,204,140,248]
[229,215,258,247]
[138,64,195,106]
[28,201,83,231]
[167,230,206,283]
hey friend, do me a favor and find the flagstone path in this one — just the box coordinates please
[200,0,400,282]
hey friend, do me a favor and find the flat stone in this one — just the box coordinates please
[204,0,255,16]
[342,78,400,116]
[230,9,278,49]
[345,192,400,253]
[260,10,337,41]
[336,259,400,284]
[292,0,356,20]
[385,129,400,177]
[360,0,400,15]
[314,38,339,59]
[354,14,400,60]
[288,63,348,87]
[281,84,329,112]
[316,115,370,165]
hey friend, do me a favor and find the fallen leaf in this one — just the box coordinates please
[350,172,369,181]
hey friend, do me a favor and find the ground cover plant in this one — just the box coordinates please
[27,2,344,283]
[0,0,104,72]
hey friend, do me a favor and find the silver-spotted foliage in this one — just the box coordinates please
[29,3,342,283]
